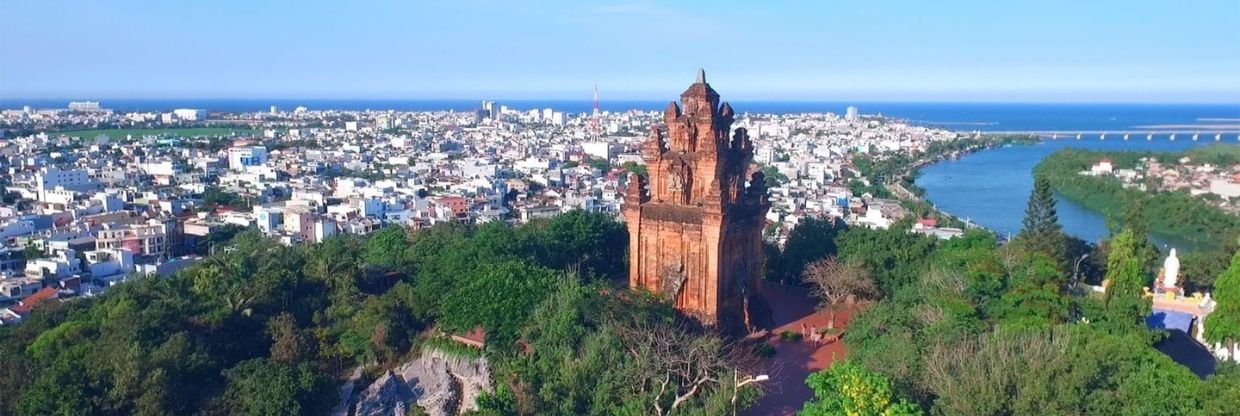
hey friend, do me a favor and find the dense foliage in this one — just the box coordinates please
[1,211,756,416]
[1205,251,1240,353]
[799,361,921,416]
[791,173,1238,414]
[832,225,1240,415]
[767,217,848,285]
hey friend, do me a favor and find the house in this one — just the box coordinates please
[1,286,60,325]
[1090,158,1114,175]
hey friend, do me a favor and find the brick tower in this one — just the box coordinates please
[623,69,770,327]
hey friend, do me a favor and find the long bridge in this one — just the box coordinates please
[981,129,1240,141]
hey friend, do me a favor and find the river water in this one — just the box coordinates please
[908,102,1240,249]
[916,138,1236,249]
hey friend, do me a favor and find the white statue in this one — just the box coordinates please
[1163,248,1180,288]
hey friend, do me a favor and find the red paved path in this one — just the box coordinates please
[745,283,857,416]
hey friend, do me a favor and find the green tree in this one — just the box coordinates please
[539,209,629,278]
[1205,250,1240,354]
[995,253,1070,328]
[1200,363,1240,415]
[761,165,789,188]
[621,161,648,177]
[1016,176,1066,264]
[362,226,411,271]
[439,260,558,347]
[221,359,333,416]
[190,230,297,318]
[836,227,937,293]
[22,243,43,260]
[799,361,922,416]
[777,217,847,284]
[1099,230,1150,332]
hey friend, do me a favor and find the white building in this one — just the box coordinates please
[582,141,617,161]
[1090,159,1114,176]
[228,146,269,171]
[25,249,82,279]
[36,167,93,201]
[172,108,207,121]
[1209,178,1240,199]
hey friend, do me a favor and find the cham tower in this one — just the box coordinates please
[623,69,770,328]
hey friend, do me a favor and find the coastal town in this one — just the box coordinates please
[0,98,968,324]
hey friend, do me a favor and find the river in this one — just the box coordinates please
[915,138,1235,249]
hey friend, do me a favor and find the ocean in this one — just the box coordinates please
[4,99,1239,132]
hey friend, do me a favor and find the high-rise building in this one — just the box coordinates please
[481,100,497,119]
[622,69,770,328]
[270,105,278,115]
[845,106,859,121]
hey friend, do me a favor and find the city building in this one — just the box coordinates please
[228,146,269,171]
[845,106,859,121]
[68,101,102,112]
[172,109,207,121]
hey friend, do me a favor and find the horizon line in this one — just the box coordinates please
[3,97,1240,107]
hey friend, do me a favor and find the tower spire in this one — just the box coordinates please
[696,68,706,84]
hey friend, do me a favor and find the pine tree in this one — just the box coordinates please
[1018,176,1066,264]
[1108,204,1160,275]
[1204,250,1240,357]
[1100,230,1150,332]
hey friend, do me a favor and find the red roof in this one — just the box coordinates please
[19,287,58,309]
[450,326,487,348]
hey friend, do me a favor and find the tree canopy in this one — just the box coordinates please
[0,211,754,416]
[1016,175,1066,264]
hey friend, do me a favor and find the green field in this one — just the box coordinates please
[51,127,258,139]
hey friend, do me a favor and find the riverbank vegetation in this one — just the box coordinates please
[1035,146,1240,289]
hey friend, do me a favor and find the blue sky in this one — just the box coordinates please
[2,0,1239,102]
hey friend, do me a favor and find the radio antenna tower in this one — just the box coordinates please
[590,83,600,140]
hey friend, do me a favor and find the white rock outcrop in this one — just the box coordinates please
[350,347,491,416]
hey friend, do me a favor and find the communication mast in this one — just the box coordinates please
[590,84,600,140]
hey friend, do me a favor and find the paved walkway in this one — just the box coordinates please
[745,283,858,416]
